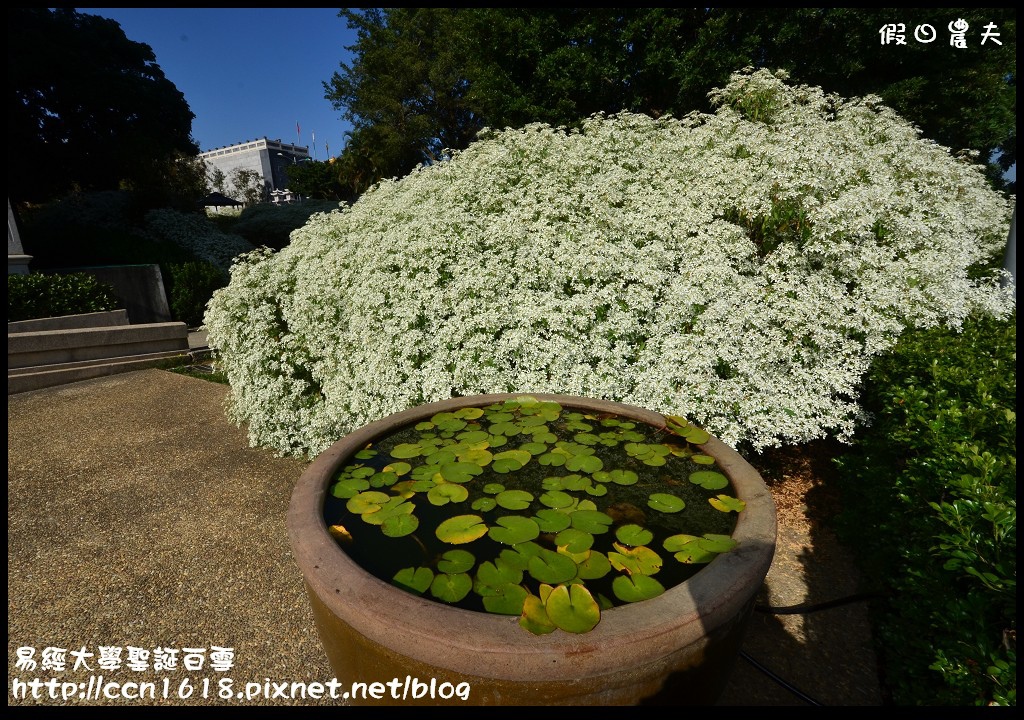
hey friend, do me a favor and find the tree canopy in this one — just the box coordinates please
[8,8,199,205]
[325,8,1016,193]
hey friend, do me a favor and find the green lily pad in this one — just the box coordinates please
[459,447,493,466]
[663,534,721,563]
[689,471,729,490]
[392,566,433,594]
[607,469,640,485]
[471,497,497,512]
[576,550,613,580]
[683,427,710,444]
[612,574,665,603]
[476,559,524,588]
[437,549,476,574]
[709,494,746,513]
[698,534,738,553]
[533,508,572,532]
[440,461,484,484]
[537,451,568,467]
[381,512,419,537]
[519,441,548,456]
[615,524,654,547]
[527,548,578,584]
[428,483,469,506]
[382,461,412,476]
[691,454,716,465]
[648,493,686,513]
[361,497,414,525]
[545,583,601,633]
[519,594,557,635]
[555,528,594,553]
[488,515,541,545]
[483,483,505,494]
[346,491,390,515]
[495,489,534,510]
[574,433,600,445]
[390,443,423,459]
[492,449,532,473]
[436,515,488,544]
[349,466,375,478]
[569,509,614,534]
[585,483,608,497]
[482,584,529,615]
[331,477,370,498]
[353,447,377,460]
[540,490,574,509]
[453,407,484,420]
[608,543,663,575]
[430,572,472,603]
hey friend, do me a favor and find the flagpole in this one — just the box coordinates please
[312,131,316,162]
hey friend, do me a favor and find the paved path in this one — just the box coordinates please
[7,369,882,706]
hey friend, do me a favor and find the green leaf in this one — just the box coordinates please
[648,493,686,513]
[381,512,419,537]
[482,584,529,615]
[354,448,377,460]
[527,548,578,584]
[555,528,594,553]
[545,583,601,633]
[382,461,412,476]
[689,470,729,490]
[612,574,665,603]
[427,483,469,506]
[519,593,557,635]
[435,514,488,544]
[483,482,505,494]
[691,454,716,465]
[346,491,390,515]
[488,515,541,545]
[331,477,370,498]
[492,449,531,473]
[540,490,574,508]
[663,534,717,564]
[576,550,612,580]
[440,461,484,484]
[698,534,738,553]
[495,489,534,510]
[475,559,523,587]
[437,549,476,574]
[390,443,423,459]
[533,508,572,532]
[430,572,472,603]
[615,524,654,547]
[471,497,497,512]
[392,566,433,594]
[608,543,663,575]
[709,494,746,513]
[570,509,614,533]
[565,454,604,474]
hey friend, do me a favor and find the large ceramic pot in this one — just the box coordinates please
[287,394,776,705]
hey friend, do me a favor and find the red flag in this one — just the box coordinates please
[296,122,300,137]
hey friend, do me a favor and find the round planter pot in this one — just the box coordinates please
[288,394,776,705]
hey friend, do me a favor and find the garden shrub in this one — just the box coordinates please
[205,68,1014,458]
[834,312,1016,706]
[144,208,254,272]
[8,271,121,322]
[227,201,343,250]
[164,261,229,328]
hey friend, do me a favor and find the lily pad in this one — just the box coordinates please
[482,584,529,615]
[346,491,391,515]
[440,461,484,484]
[612,574,666,603]
[390,443,424,459]
[483,482,505,494]
[569,509,614,534]
[435,514,488,544]
[437,549,476,574]
[691,454,716,465]
[428,483,469,506]
[354,448,377,460]
[689,471,729,490]
[540,490,574,509]
[615,524,654,547]
[709,494,746,513]
[527,548,578,584]
[519,594,557,635]
[381,512,419,538]
[430,572,472,603]
[648,493,686,513]
[471,497,497,512]
[476,559,523,588]
[488,515,541,545]
[545,584,601,633]
[576,550,612,580]
[495,489,534,510]
[555,528,594,553]
[492,449,532,473]
[331,477,370,498]
[533,508,572,532]
[698,534,738,553]
[392,566,433,594]
[608,543,663,575]
[663,534,720,564]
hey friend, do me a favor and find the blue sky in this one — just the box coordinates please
[81,8,358,159]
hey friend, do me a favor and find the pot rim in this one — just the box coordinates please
[288,393,776,679]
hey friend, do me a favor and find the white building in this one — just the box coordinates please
[199,137,310,201]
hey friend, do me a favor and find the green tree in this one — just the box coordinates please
[284,160,344,201]
[230,169,268,206]
[8,8,199,205]
[326,8,1016,193]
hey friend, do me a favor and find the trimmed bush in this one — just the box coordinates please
[835,312,1016,706]
[7,272,121,322]
[205,69,1014,458]
[226,201,344,250]
[164,261,229,328]
[144,208,254,272]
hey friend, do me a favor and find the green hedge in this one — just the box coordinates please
[835,311,1016,706]
[164,261,228,328]
[7,272,121,322]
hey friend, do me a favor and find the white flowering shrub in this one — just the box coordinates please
[145,208,254,271]
[205,69,1014,458]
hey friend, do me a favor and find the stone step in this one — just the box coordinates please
[8,322,189,370]
[7,349,207,395]
[7,309,130,334]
